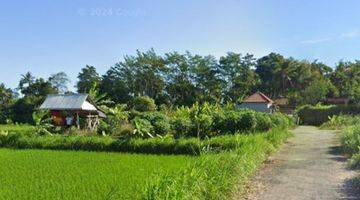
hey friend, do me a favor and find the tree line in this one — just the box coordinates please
[1,49,360,123]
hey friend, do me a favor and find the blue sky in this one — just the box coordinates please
[1,0,360,90]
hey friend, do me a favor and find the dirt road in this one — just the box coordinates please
[241,126,359,200]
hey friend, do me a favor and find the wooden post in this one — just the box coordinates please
[76,112,80,129]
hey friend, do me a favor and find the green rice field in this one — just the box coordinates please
[0,124,34,132]
[0,149,194,200]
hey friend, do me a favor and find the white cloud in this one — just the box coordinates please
[341,30,360,38]
[300,29,360,45]
[300,37,333,44]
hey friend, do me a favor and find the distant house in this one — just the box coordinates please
[238,92,274,113]
[273,97,295,114]
[40,94,106,130]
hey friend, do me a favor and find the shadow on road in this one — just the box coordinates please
[328,146,348,162]
[328,145,360,199]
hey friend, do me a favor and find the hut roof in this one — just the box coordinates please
[243,92,274,104]
[40,94,106,117]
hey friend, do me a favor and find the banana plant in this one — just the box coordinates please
[132,117,154,138]
[32,110,53,136]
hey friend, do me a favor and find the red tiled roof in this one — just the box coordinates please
[243,92,274,103]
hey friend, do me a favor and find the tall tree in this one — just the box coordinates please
[77,65,101,93]
[190,54,224,103]
[18,72,57,97]
[219,52,259,102]
[330,61,360,102]
[255,53,290,97]
[48,72,70,94]
[101,64,132,104]
[300,78,332,105]
[14,72,56,124]
[102,49,167,104]
[0,83,15,123]
[164,52,197,106]
[18,72,35,95]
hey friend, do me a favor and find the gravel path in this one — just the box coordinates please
[240,126,359,200]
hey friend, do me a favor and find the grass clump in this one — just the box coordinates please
[341,125,360,156]
[320,115,360,130]
[321,115,360,170]
[340,125,360,170]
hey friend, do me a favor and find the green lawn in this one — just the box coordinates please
[0,149,194,200]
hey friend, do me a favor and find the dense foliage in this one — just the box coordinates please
[98,103,293,139]
[1,49,359,124]
[296,104,360,125]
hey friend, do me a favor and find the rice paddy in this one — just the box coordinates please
[0,148,194,200]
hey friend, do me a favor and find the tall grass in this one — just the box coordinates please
[320,115,360,130]
[340,124,360,169]
[320,115,360,169]
[0,128,290,155]
[341,125,360,155]
[142,128,290,199]
[322,115,360,170]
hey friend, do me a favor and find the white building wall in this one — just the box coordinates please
[237,102,272,113]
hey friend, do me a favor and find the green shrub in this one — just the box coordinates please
[141,112,171,135]
[341,125,360,155]
[118,123,135,137]
[170,107,193,137]
[189,103,215,138]
[238,110,257,131]
[127,103,292,138]
[255,113,274,131]
[170,117,193,138]
[320,115,360,130]
[133,96,157,112]
[99,104,130,135]
[331,116,360,172]
[270,113,292,128]
[217,110,241,133]
[212,109,261,134]
[132,117,154,138]
[296,104,360,125]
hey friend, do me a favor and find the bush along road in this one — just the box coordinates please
[240,126,360,200]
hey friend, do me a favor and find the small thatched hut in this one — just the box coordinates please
[40,94,106,130]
